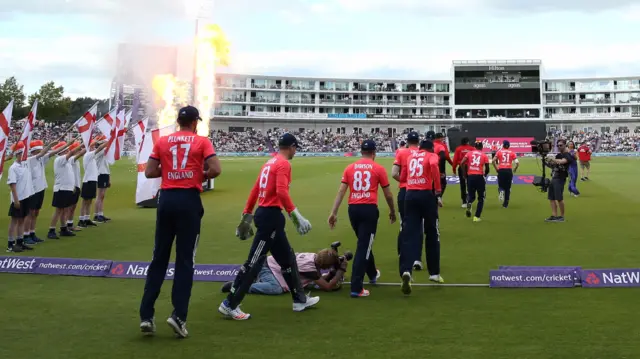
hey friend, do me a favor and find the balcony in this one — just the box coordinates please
[250,97,280,104]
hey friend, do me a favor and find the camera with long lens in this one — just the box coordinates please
[530,140,552,192]
[331,241,353,264]
[530,139,552,156]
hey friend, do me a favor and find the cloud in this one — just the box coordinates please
[226,41,640,80]
[327,0,639,14]
[0,0,186,17]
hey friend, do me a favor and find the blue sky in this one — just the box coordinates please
[1,0,640,99]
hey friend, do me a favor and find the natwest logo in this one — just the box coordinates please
[473,84,487,89]
[0,257,37,271]
[508,83,522,88]
[111,264,124,275]
[585,272,600,285]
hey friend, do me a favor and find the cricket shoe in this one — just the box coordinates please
[6,244,23,253]
[350,289,370,298]
[461,202,468,208]
[412,261,424,271]
[369,269,381,284]
[465,203,472,218]
[293,293,320,312]
[140,318,156,336]
[473,216,482,222]
[401,272,412,295]
[218,300,251,320]
[429,275,445,284]
[166,315,188,339]
[17,242,33,251]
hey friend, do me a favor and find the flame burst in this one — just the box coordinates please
[151,23,229,136]
[151,74,178,129]
[194,23,230,136]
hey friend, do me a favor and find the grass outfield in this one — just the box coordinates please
[1,156,640,359]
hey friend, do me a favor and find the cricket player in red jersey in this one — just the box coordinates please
[429,132,449,201]
[221,133,319,320]
[452,137,475,208]
[139,106,222,338]
[493,140,519,208]
[328,140,396,298]
[460,141,490,222]
[391,132,420,256]
[399,140,442,295]
[577,141,592,180]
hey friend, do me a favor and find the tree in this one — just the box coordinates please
[28,81,72,122]
[0,77,28,118]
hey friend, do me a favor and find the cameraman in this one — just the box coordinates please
[220,248,348,295]
[544,139,575,222]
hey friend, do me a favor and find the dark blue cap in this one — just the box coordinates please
[420,139,434,150]
[278,133,299,148]
[178,105,202,121]
[361,140,376,151]
[425,131,436,140]
[407,131,420,141]
[435,132,445,139]
[503,140,510,147]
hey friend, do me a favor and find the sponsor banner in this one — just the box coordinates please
[455,65,540,71]
[327,113,366,119]
[581,269,640,288]
[0,256,241,282]
[445,174,535,185]
[490,269,575,288]
[455,82,540,90]
[108,261,241,282]
[499,266,582,284]
[476,137,534,153]
[34,257,112,277]
[0,256,38,273]
[366,114,450,119]
[248,112,328,119]
[0,256,111,277]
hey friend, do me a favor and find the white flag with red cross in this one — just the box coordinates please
[19,99,38,161]
[0,99,14,180]
[73,102,98,151]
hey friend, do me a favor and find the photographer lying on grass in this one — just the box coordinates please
[221,247,352,294]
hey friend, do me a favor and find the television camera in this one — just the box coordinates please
[530,139,553,192]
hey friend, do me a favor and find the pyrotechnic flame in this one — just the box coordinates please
[151,22,229,136]
[194,23,230,136]
[151,74,178,129]
[151,75,191,130]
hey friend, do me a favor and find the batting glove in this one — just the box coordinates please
[235,213,254,240]
[289,208,312,235]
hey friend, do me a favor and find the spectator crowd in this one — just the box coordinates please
[551,128,640,152]
[6,120,640,154]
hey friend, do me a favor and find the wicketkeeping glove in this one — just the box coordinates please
[235,213,254,240]
[289,208,312,235]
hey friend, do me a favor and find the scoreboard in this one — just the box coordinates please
[452,60,542,106]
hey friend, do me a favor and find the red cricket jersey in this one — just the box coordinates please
[393,146,419,188]
[405,150,441,192]
[465,150,490,175]
[149,131,216,192]
[435,139,453,167]
[243,154,296,214]
[341,158,390,205]
[577,145,592,162]
[495,149,517,169]
[453,144,475,172]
